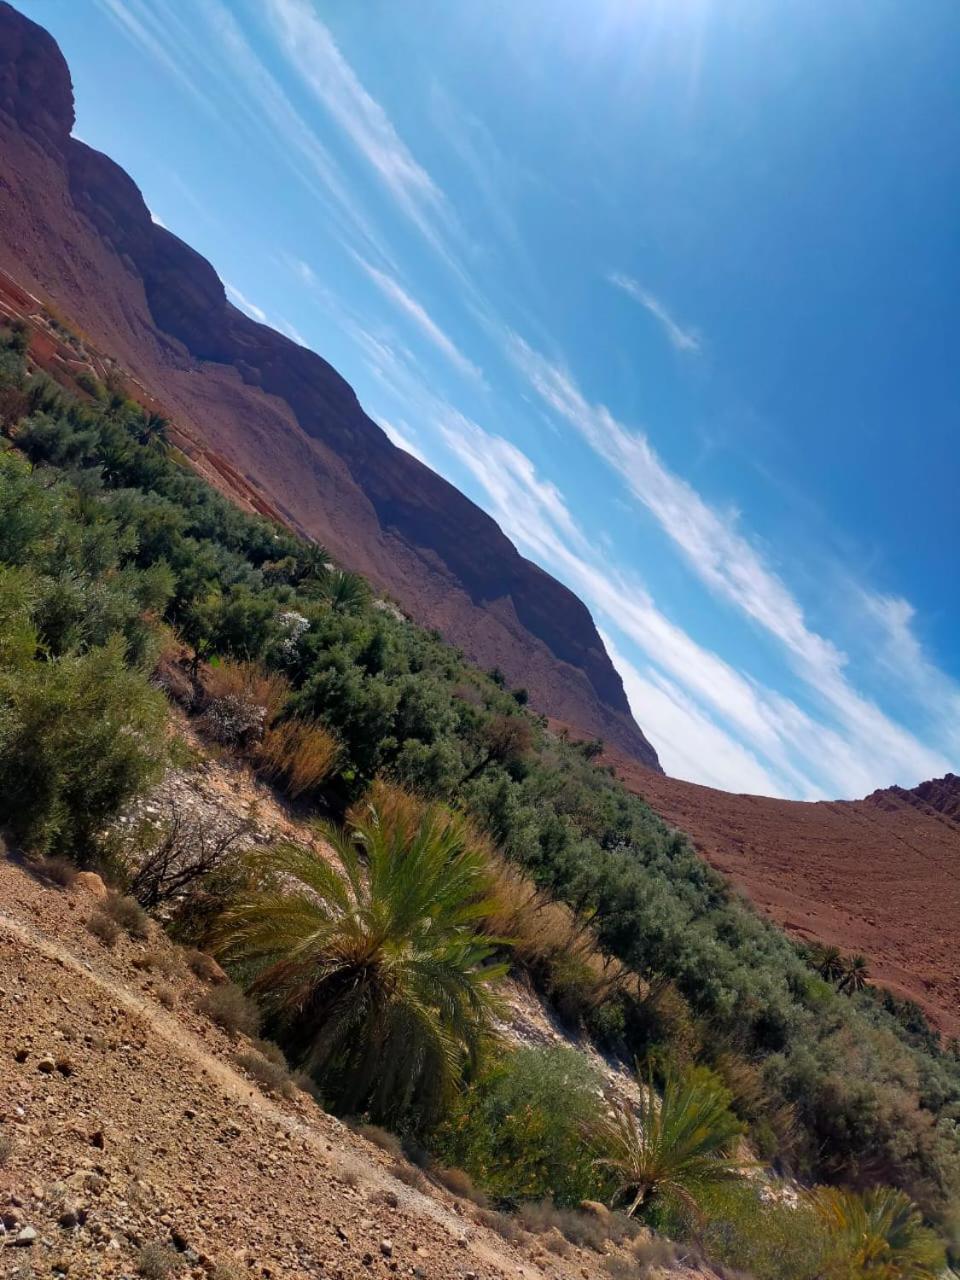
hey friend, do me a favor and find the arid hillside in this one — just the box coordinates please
[619,764,960,1036]
[0,0,659,769]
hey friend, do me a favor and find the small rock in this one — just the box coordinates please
[380,1239,393,1257]
[15,1225,37,1246]
[37,1055,56,1074]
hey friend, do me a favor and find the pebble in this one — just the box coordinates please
[15,1224,38,1246]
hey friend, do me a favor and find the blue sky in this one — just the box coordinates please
[24,0,960,798]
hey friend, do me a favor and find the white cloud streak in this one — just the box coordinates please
[262,0,452,255]
[225,282,267,324]
[508,336,952,788]
[354,257,484,383]
[376,416,429,465]
[608,272,701,352]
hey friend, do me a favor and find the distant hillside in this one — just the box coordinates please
[620,764,960,1035]
[0,0,660,769]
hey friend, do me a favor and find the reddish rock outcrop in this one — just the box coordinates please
[0,0,660,769]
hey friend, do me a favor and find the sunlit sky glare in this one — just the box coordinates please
[22,0,960,798]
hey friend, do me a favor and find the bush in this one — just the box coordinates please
[87,910,120,947]
[433,1046,610,1207]
[355,1124,405,1160]
[235,1048,296,1099]
[0,635,167,857]
[515,1201,611,1251]
[31,855,78,888]
[0,1131,14,1166]
[197,982,260,1036]
[434,1165,488,1206]
[103,892,150,939]
[254,716,339,796]
[137,1242,182,1278]
[184,947,226,984]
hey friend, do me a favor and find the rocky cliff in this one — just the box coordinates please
[0,0,660,768]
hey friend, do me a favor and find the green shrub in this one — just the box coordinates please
[433,1046,610,1207]
[0,633,166,857]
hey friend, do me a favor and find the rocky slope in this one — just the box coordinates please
[618,763,960,1037]
[0,0,659,770]
[1,857,713,1280]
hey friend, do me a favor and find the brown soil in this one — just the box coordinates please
[0,857,710,1280]
[617,764,960,1037]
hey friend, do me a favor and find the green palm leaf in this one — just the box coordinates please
[217,794,507,1125]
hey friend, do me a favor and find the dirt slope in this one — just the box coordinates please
[0,857,715,1280]
[0,0,659,770]
[620,765,960,1037]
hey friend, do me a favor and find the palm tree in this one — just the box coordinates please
[840,953,870,994]
[216,796,507,1125]
[597,1067,748,1218]
[810,1186,945,1280]
[809,942,846,984]
[317,568,370,613]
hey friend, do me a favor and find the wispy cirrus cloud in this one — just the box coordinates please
[262,0,452,255]
[225,281,267,324]
[376,416,430,466]
[507,335,952,788]
[353,257,484,384]
[608,272,701,353]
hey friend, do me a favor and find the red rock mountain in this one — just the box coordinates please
[0,1,660,769]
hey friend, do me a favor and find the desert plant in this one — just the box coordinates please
[0,1130,14,1166]
[235,1048,296,1098]
[201,659,289,724]
[197,982,261,1037]
[434,1165,489,1206]
[316,568,370,613]
[184,947,226,984]
[0,635,167,857]
[137,1241,182,1278]
[597,1067,746,1218]
[103,892,150,939]
[811,1186,945,1280]
[128,809,249,910]
[433,1045,610,1206]
[216,793,506,1126]
[87,909,120,947]
[809,943,846,984]
[254,716,339,797]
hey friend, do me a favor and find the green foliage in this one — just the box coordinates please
[598,1066,746,1218]
[810,1185,946,1280]
[0,632,166,857]
[216,798,506,1127]
[1,330,958,1237]
[433,1046,611,1206]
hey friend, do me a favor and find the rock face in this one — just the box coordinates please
[0,1,660,769]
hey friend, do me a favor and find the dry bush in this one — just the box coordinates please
[31,855,78,888]
[235,1048,296,1099]
[103,892,150,939]
[202,660,289,725]
[389,1160,427,1190]
[434,1165,488,1206]
[197,982,260,1036]
[254,717,339,797]
[346,778,426,841]
[137,1241,182,1278]
[357,1123,405,1160]
[0,1131,14,1166]
[515,1201,610,1252]
[128,808,249,910]
[183,947,226,984]
[476,1208,522,1241]
[483,852,639,1021]
[87,910,120,947]
[131,947,180,978]
[155,984,177,1010]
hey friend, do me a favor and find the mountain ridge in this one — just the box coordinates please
[0,0,660,769]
